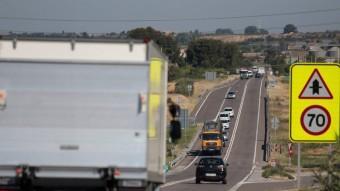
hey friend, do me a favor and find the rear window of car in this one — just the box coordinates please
[224,108,232,111]
[228,92,235,95]
[199,158,223,165]
[220,113,229,117]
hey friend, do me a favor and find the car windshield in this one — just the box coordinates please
[202,133,220,140]
[225,108,232,111]
[199,158,223,165]
[228,92,235,95]
[220,113,229,117]
[221,120,229,123]
[204,122,218,130]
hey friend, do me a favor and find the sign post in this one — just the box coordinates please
[290,63,340,143]
[297,143,301,189]
[288,143,293,167]
[290,63,340,189]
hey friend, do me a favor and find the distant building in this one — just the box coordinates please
[308,45,326,58]
[327,47,340,59]
[288,50,308,63]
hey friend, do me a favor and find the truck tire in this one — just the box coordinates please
[222,178,227,184]
[195,178,201,184]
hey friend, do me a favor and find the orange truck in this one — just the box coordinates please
[200,121,224,155]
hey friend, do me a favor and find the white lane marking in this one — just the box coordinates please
[177,82,238,172]
[229,78,264,191]
[214,87,231,121]
[193,80,238,122]
[183,155,199,171]
[161,177,195,188]
[223,79,250,161]
[193,91,212,121]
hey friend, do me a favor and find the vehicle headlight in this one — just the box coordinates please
[218,165,224,171]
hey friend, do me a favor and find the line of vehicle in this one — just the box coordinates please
[213,87,231,121]
[183,86,232,171]
[229,78,264,191]
[162,81,240,188]
[223,79,250,161]
[193,80,238,122]
[177,82,238,171]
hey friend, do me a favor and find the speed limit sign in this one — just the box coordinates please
[290,63,339,142]
[300,105,331,136]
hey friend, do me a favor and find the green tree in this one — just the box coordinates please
[265,48,288,75]
[283,24,298,34]
[259,28,269,34]
[128,27,182,64]
[244,26,258,35]
[215,28,234,35]
[186,39,240,69]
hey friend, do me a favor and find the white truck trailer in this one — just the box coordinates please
[0,37,168,191]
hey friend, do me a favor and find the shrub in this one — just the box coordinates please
[175,78,194,96]
[262,164,294,179]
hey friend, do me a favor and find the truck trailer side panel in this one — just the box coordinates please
[0,61,148,168]
[0,39,167,190]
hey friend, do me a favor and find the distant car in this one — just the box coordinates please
[220,121,230,131]
[247,71,253,78]
[195,157,228,184]
[222,131,229,141]
[219,111,230,121]
[222,131,229,146]
[223,107,234,117]
[226,91,236,99]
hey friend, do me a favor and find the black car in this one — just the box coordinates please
[195,157,228,184]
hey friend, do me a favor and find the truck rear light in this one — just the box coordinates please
[114,169,121,177]
[15,168,23,177]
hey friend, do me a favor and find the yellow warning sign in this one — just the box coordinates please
[290,63,340,143]
[299,69,333,99]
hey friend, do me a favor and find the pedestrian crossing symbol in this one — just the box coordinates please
[299,69,333,99]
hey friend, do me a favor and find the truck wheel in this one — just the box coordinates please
[196,178,201,184]
[222,178,227,184]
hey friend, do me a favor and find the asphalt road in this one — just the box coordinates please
[162,77,266,191]
[238,175,315,191]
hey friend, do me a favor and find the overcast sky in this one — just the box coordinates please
[0,0,340,34]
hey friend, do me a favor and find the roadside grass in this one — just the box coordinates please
[262,164,294,179]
